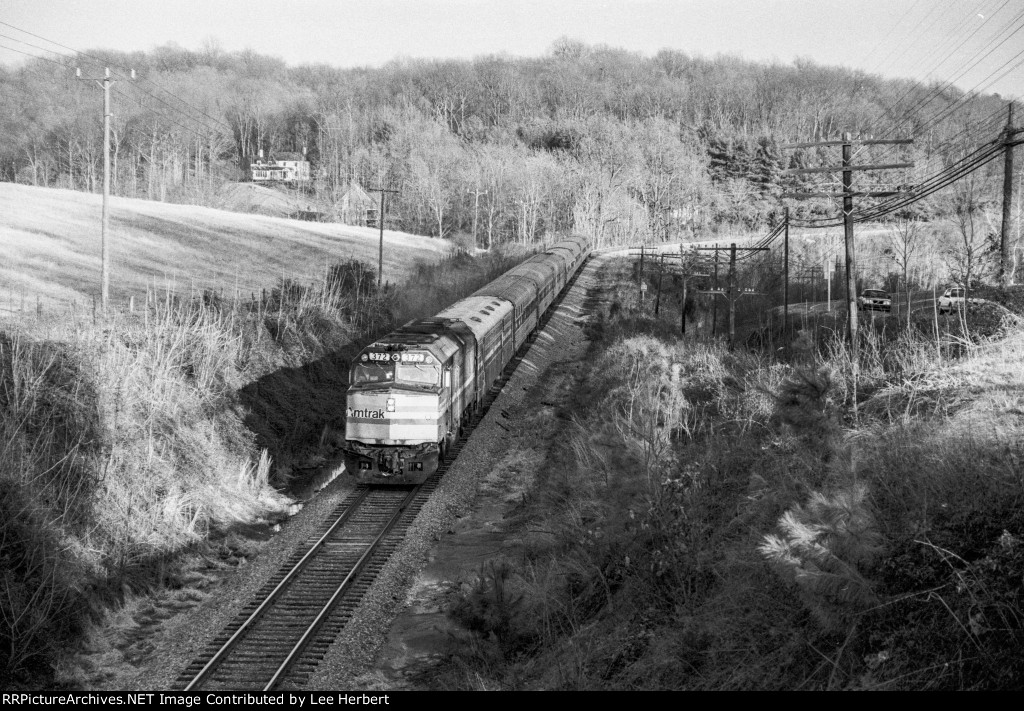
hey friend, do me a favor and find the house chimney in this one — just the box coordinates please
[258,149,264,160]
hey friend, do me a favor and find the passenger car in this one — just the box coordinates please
[857,289,892,312]
[937,287,983,314]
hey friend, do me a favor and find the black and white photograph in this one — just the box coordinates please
[1,0,1023,694]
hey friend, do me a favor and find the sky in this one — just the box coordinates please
[1,0,1022,100]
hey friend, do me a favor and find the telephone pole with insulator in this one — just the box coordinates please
[77,66,134,312]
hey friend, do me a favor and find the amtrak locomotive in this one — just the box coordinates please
[342,235,590,484]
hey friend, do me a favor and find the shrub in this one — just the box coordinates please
[759,485,883,630]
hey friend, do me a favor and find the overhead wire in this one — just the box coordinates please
[787,139,1006,227]
[913,0,1012,84]
[0,21,234,134]
[872,0,1013,133]
[860,0,928,77]
[840,0,1021,173]
[112,86,220,143]
[875,0,964,77]
[1,40,230,140]
[878,5,1024,138]
[863,0,945,79]
[914,50,1024,136]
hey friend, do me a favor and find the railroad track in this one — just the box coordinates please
[175,481,430,690]
[175,257,590,690]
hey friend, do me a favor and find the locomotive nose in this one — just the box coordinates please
[345,390,440,444]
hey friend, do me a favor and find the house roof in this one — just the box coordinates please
[342,182,374,206]
[273,152,306,162]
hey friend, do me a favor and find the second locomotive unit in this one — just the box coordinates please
[342,235,590,485]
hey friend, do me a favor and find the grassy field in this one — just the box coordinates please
[0,183,449,314]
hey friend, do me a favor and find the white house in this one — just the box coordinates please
[251,150,311,183]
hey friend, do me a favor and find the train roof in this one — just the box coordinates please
[437,296,513,340]
[510,256,558,283]
[472,273,537,307]
[366,319,465,361]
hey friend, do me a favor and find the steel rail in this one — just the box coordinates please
[182,487,371,690]
[263,486,420,690]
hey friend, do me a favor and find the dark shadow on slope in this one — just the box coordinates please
[237,343,361,497]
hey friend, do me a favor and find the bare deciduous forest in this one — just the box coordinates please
[0,39,1012,250]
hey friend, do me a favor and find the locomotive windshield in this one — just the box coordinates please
[351,359,440,388]
[395,363,440,387]
[351,362,394,384]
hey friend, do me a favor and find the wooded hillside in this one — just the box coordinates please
[0,39,1012,248]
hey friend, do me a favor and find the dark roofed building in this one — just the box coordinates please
[340,181,378,226]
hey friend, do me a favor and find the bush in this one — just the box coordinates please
[0,482,85,687]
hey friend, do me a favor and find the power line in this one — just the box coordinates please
[885,8,1024,135]
[0,41,70,68]
[0,21,233,134]
[860,0,928,77]
[0,40,229,140]
[112,86,217,143]
[789,141,1006,227]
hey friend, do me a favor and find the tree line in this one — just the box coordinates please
[0,38,1012,249]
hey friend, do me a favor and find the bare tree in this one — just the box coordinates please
[886,217,924,327]
[947,171,998,305]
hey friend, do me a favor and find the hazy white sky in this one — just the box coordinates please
[1,0,1022,99]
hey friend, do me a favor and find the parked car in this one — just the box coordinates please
[937,287,984,314]
[857,289,892,312]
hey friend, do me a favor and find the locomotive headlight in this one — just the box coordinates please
[386,398,396,413]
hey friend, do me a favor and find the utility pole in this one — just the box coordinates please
[77,66,133,311]
[842,134,858,346]
[825,254,834,312]
[655,253,665,315]
[1000,102,1022,286]
[711,245,719,336]
[784,207,790,334]
[368,186,399,289]
[644,249,708,332]
[467,187,487,250]
[782,135,913,349]
[696,243,768,348]
[680,246,690,335]
[638,246,646,306]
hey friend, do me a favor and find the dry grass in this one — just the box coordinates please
[0,183,448,315]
